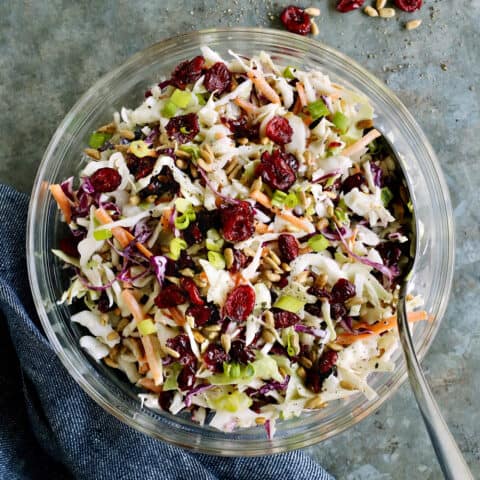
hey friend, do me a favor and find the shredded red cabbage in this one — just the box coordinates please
[294,324,326,338]
[60,177,75,201]
[150,255,167,286]
[184,384,214,407]
[257,375,290,396]
[264,419,272,440]
[335,224,394,281]
[312,169,341,184]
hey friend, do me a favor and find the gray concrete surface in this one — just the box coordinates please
[1,1,479,478]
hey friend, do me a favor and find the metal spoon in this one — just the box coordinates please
[380,132,473,480]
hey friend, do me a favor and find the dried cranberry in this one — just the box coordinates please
[204,62,232,95]
[139,167,179,198]
[180,278,204,306]
[126,155,156,180]
[304,302,323,317]
[331,279,356,303]
[186,304,215,327]
[158,390,174,411]
[59,235,80,258]
[377,241,402,266]
[330,302,347,320]
[318,350,338,375]
[177,363,196,391]
[229,340,255,364]
[220,201,255,242]
[273,310,301,329]
[280,6,311,35]
[177,251,196,271]
[223,285,256,322]
[336,0,365,13]
[341,173,365,193]
[259,149,296,192]
[265,116,293,145]
[283,152,299,171]
[89,168,121,193]
[166,334,195,365]
[97,292,113,313]
[277,275,289,289]
[171,55,205,90]
[155,284,187,308]
[394,0,422,12]
[144,89,152,98]
[227,249,249,273]
[278,234,299,262]
[165,113,200,144]
[307,286,331,300]
[222,116,259,140]
[203,343,230,372]
[196,210,221,234]
[306,351,338,393]
[183,223,203,245]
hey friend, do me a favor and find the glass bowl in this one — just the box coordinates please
[27,28,454,456]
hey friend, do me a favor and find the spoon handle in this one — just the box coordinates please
[397,293,473,480]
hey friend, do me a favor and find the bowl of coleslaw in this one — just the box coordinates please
[27,28,454,455]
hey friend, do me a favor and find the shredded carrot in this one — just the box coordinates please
[141,335,164,385]
[249,190,313,233]
[302,115,313,127]
[247,70,281,104]
[168,307,186,326]
[121,289,146,323]
[95,207,153,257]
[49,184,72,224]
[342,129,381,158]
[161,208,171,231]
[296,82,307,107]
[234,97,259,115]
[136,242,153,259]
[137,377,163,393]
[250,190,273,210]
[277,211,313,233]
[121,289,163,385]
[95,208,134,248]
[336,310,429,345]
[292,96,303,115]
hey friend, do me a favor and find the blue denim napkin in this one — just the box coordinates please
[0,184,333,480]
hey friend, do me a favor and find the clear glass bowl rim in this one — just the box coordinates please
[27,28,455,456]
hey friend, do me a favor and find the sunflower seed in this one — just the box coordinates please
[379,7,395,18]
[405,19,422,30]
[364,6,379,17]
[84,148,101,160]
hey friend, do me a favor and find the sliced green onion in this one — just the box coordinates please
[175,198,192,213]
[180,126,190,135]
[283,66,296,79]
[325,175,338,188]
[168,238,187,260]
[174,213,190,230]
[271,190,287,208]
[196,93,207,106]
[307,99,329,121]
[206,229,224,252]
[381,187,394,207]
[93,229,113,241]
[137,318,157,335]
[331,111,349,134]
[307,234,330,252]
[186,209,196,221]
[208,390,252,413]
[163,363,182,391]
[334,251,349,264]
[335,207,349,224]
[170,89,192,108]
[179,144,200,160]
[273,295,305,314]
[407,199,414,213]
[208,251,226,270]
[230,363,241,379]
[88,132,112,149]
[161,100,178,118]
[284,192,299,209]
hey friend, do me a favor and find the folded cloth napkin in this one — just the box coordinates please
[0,184,334,480]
